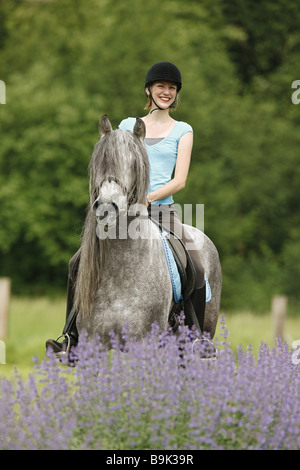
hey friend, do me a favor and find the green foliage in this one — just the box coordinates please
[0,0,299,309]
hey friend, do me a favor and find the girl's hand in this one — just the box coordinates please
[146,194,152,207]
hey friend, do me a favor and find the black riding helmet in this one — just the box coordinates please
[145,61,182,92]
[145,62,182,112]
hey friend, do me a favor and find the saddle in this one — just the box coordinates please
[149,217,198,333]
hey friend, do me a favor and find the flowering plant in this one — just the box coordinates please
[1,315,300,450]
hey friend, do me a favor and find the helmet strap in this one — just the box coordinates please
[148,89,177,113]
[148,90,163,112]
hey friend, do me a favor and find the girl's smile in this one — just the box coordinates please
[150,81,177,108]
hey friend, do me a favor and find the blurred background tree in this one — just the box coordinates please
[0,0,299,311]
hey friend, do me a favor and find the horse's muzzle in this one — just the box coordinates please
[93,201,119,227]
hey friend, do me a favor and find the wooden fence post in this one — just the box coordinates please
[0,340,5,364]
[0,277,11,340]
[271,294,288,342]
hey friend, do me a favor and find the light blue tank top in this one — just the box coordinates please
[119,117,193,204]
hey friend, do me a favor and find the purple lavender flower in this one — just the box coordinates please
[0,315,300,450]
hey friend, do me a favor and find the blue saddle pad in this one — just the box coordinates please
[159,230,182,303]
[159,230,211,304]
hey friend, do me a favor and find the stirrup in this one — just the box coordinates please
[192,337,218,360]
[55,333,71,359]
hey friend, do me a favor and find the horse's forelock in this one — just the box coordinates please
[90,128,149,202]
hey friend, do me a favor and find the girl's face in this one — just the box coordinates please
[148,81,177,109]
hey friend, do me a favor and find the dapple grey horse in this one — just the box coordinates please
[74,115,222,348]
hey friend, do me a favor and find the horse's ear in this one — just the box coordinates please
[133,117,146,142]
[99,114,113,137]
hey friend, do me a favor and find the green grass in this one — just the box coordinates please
[1,297,300,378]
[221,309,300,352]
[1,297,65,377]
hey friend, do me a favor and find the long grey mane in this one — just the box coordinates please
[74,116,149,318]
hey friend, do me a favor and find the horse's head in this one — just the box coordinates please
[89,115,149,229]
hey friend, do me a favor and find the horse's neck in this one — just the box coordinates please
[98,219,161,268]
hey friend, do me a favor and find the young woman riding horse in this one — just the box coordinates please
[46,62,218,358]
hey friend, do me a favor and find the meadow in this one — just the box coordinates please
[1,296,300,376]
[1,297,300,450]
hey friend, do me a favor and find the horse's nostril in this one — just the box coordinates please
[111,202,119,214]
[94,202,118,227]
[92,199,99,213]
